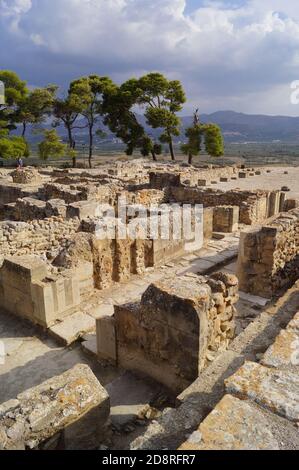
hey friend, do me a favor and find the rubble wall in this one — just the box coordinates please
[237,209,299,297]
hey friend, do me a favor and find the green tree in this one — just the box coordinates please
[181,109,202,165]
[0,135,27,159]
[103,79,160,160]
[70,75,116,168]
[138,73,186,161]
[18,85,57,137]
[38,130,66,161]
[0,70,28,133]
[182,111,224,164]
[203,123,224,157]
[53,91,86,168]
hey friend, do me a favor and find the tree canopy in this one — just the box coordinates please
[182,110,224,164]
[0,69,224,165]
[38,130,66,161]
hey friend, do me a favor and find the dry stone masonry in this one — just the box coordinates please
[237,209,299,297]
[97,272,238,393]
[0,162,298,451]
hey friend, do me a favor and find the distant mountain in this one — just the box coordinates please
[19,110,299,145]
[186,111,299,143]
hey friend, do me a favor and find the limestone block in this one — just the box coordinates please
[203,207,213,240]
[96,315,116,362]
[0,255,81,328]
[178,394,279,450]
[0,364,110,450]
[67,200,99,219]
[49,311,95,345]
[213,206,239,233]
[261,328,299,368]
[225,361,299,422]
[287,311,299,333]
[114,273,238,393]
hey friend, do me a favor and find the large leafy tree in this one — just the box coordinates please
[17,85,57,137]
[53,91,87,167]
[103,79,161,161]
[0,135,27,159]
[0,71,29,160]
[0,70,28,133]
[70,75,116,168]
[137,73,186,161]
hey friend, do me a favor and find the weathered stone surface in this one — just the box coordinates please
[287,311,299,333]
[113,273,238,394]
[261,328,299,368]
[131,350,247,450]
[0,364,110,450]
[213,205,239,233]
[225,361,299,422]
[0,255,81,328]
[178,395,279,450]
[49,311,95,345]
[237,210,299,297]
[11,168,42,185]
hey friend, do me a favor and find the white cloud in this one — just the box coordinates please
[1,0,299,115]
[0,0,32,31]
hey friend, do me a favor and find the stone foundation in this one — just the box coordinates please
[0,255,81,327]
[97,272,238,394]
[237,209,299,297]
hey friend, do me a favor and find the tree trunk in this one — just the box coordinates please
[188,152,193,165]
[168,134,175,161]
[22,122,26,138]
[67,126,76,168]
[88,126,93,169]
[151,150,157,162]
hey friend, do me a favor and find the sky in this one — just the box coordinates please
[1,0,299,116]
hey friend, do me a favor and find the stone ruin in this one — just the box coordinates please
[237,209,299,298]
[0,364,109,450]
[97,273,238,394]
[0,161,298,451]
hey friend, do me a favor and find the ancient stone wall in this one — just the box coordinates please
[170,187,283,225]
[11,168,42,185]
[237,209,299,297]
[0,364,110,450]
[213,206,239,233]
[97,273,238,393]
[0,256,81,327]
[0,217,79,264]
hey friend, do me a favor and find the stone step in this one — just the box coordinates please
[49,311,95,346]
[178,394,280,450]
[225,361,299,422]
[261,328,299,368]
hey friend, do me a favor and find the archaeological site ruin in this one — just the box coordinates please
[0,161,298,451]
